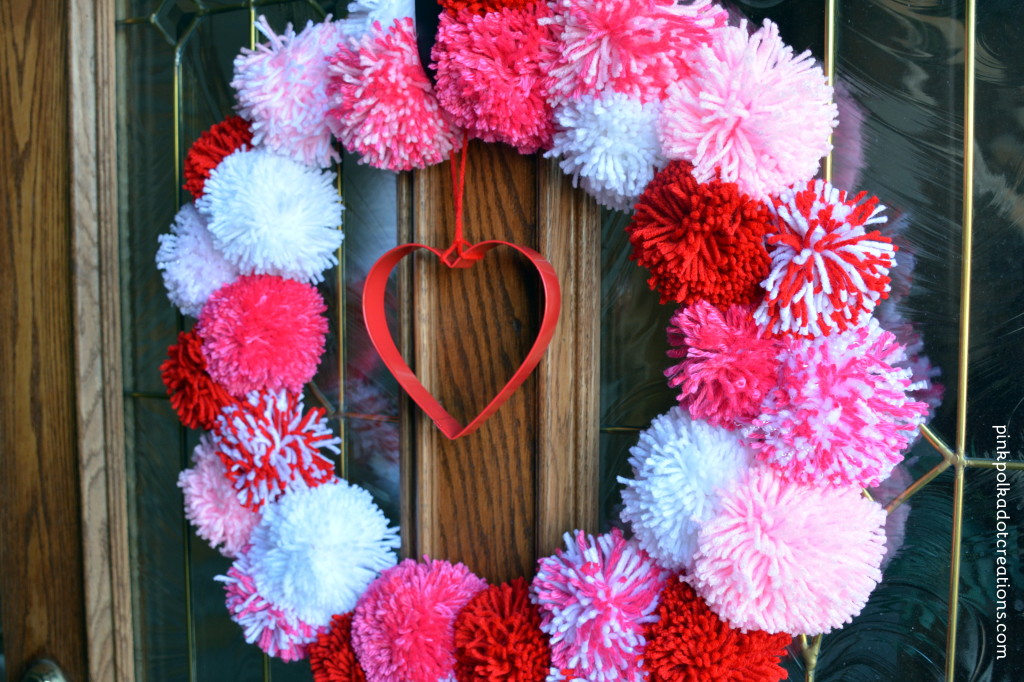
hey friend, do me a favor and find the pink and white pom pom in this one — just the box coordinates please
[155,203,239,317]
[212,390,340,511]
[232,17,346,168]
[328,17,459,171]
[692,466,888,635]
[747,319,928,488]
[544,0,726,105]
[178,434,260,557]
[218,550,323,661]
[339,0,414,39]
[661,20,837,201]
[532,528,668,682]
[755,179,896,337]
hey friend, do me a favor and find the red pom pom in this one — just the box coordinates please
[160,330,235,430]
[644,579,791,682]
[439,0,538,14]
[309,613,367,682]
[453,577,550,682]
[183,116,253,200]
[627,161,773,307]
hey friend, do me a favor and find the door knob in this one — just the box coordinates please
[21,659,67,682]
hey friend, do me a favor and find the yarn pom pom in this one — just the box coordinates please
[545,0,726,104]
[178,434,260,557]
[197,149,344,283]
[692,467,888,635]
[213,390,341,510]
[309,613,367,682]
[661,20,837,201]
[432,5,556,154]
[183,116,253,199]
[627,161,773,306]
[247,481,400,627]
[155,203,240,317]
[232,17,345,168]
[454,577,551,682]
[340,0,414,38]
[748,320,928,488]
[352,558,487,682]
[756,179,895,337]
[532,528,668,682]
[619,407,753,572]
[198,275,328,396]
[665,301,781,428]
[160,329,235,430]
[328,18,459,171]
[439,0,537,14]
[219,551,323,661]
[547,91,667,211]
[643,579,790,681]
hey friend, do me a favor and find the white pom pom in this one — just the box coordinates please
[247,480,400,627]
[340,0,415,38]
[197,149,344,284]
[618,406,753,572]
[546,90,667,211]
[156,203,239,317]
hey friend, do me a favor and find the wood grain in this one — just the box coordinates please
[0,1,89,679]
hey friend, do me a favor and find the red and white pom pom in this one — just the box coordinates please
[545,0,726,105]
[432,4,557,154]
[748,320,928,488]
[532,528,668,682]
[661,20,837,201]
[156,203,239,317]
[213,390,341,511]
[232,16,345,168]
[339,0,414,39]
[218,551,324,661]
[328,17,459,171]
[755,179,896,337]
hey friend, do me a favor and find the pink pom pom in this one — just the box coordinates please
[665,301,781,429]
[178,434,260,557]
[213,390,341,511]
[545,0,725,104]
[692,466,888,635]
[218,551,324,661]
[755,179,897,337]
[432,5,557,154]
[328,18,459,171]
[747,321,928,488]
[197,275,328,397]
[661,20,837,201]
[351,558,487,682]
[532,528,668,681]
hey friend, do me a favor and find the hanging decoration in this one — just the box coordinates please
[151,0,942,679]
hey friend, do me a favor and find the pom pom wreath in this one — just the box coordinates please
[532,528,667,682]
[183,116,254,199]
[618,407,753,572]
[627,161,772,307]
[232,17,345,168]
[309,613,367,682]
[692,467,888,635]
[643,579,790,682]
[352,558,487,682]
[248,481,400,627]
[197,149,344,283]
[340,0,414,39]
[547,91,666,211]
[155,203,240,317]
[213,390,341,510]
[197,275,328,397]
[160,330,236,430]
[453,577,551,682]
[756,179,895,337]
[432,5,556,154]
[661,20,837,201]
[178,434,260,557]
[544,0,726,105]
[665,301,781,428]
[328,18,459,171]
[219,551,323,661]
[747,320,928,488]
